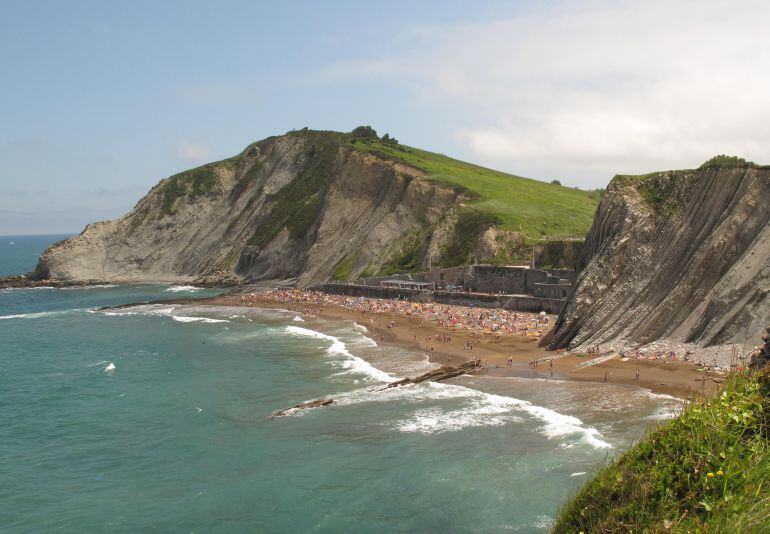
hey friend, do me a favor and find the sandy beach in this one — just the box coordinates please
[201,290,725,398]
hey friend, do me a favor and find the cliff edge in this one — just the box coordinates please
[550,159,770,353]
[28,128,598,287]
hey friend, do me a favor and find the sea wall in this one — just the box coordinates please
[321,283,565,314]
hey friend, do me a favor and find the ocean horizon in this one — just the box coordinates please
[0,235,678,532]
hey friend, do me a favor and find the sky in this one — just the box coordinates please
[1,0,769,234]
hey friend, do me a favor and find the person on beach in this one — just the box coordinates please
[635,369,640,380]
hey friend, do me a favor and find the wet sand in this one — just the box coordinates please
[201,295,723,399]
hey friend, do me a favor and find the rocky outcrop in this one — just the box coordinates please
[272,361,481,417]
[749,326,770,370]
[550,165,770,351]
[29,130,465,287]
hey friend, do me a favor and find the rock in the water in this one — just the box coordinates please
[273,398,334,417]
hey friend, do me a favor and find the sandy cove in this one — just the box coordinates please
[200,291,723,399]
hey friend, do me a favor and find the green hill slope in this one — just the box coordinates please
[554,372,770,532]
[346,134,600,239]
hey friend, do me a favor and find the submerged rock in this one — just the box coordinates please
[273,361,481,417]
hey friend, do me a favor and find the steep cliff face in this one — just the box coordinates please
[31,131,470,287]
[550,165,770,351]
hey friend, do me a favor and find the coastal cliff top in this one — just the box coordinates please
[195,127,602,239]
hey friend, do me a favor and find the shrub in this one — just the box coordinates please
[699,155,755,170]
[350,125,378,139]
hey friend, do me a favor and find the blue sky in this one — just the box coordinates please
[2,0,768,234]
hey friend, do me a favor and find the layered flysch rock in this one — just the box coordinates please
[31,130,466,287]
[550,164,770,351]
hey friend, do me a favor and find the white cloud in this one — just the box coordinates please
[175,139,212,164]
[324,0,770,186]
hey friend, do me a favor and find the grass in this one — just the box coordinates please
[331,254,357,281]
[441,208,500,267]
[554,372,770,532]
[230,160,262,200]
[160,164,220,215]
[611,170,694,218]
[248,131,338,247]
[699,155,756,170]
[346,138,600,239]
[374,228,430,276]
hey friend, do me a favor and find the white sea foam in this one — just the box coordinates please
[102,310,137,316]
[104,362,116,373]
[520,400,612,448]
[570,471,587,477]
[284,325,393,383]
[325,379,613,448]
[0,308,85,320]
[292,316,304,322]
[165,285,202,292]
[62,284,117,290]
[171,316,229,324]
[279,325,611,448]
[0,286,55,292]
[532,516,554,529]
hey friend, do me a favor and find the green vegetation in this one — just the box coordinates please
[248,131,339,247]
[375,228,430,276]
[231,160,263,199]
[612,170,694,218]
[331,254,357,281]
[555,372,770,532]
[350,125,379,140]
[345,136,599,238]
[441,209,500,267]
[700,155,756,170]
[160,164,219,215]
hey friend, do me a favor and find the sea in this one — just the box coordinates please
[0,234,680,533]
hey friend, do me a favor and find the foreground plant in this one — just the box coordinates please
[554,372,770,532]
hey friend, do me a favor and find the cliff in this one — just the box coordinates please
[29,129,598,287]
[549,162,770,352]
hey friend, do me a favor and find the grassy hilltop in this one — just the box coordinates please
[346,130,600,239]
[148,127,600,281]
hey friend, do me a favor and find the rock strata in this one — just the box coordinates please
[550,165,770,354]
[27,131,463,287]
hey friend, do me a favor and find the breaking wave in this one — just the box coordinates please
[283,325,393,383]
[171,316,229,324]
[277,324,613,449]
[0,308,88,320]
[165,285,203,292]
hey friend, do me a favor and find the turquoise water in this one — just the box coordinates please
[0,234,72,276]
[0,236,679,532]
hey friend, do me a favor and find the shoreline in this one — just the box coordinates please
[197,292,723,399]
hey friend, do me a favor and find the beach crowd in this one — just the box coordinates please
[227,288,552,340]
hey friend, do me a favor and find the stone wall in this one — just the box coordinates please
[322,283,432,302]
[321,283,566,314]
[534,240,583,270]
[352,264,574,300]
[534,282,573,299]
